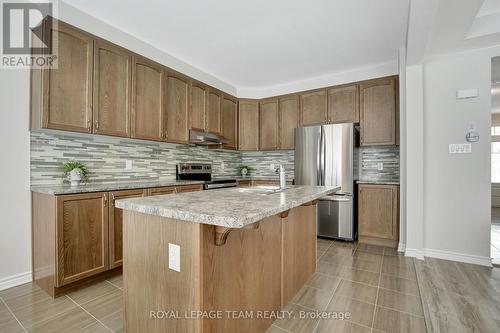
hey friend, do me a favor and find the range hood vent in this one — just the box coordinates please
[189,129,228,146]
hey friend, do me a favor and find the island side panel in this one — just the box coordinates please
[123,211,202,333]
[202,215,282,333]
[281,203,317,307]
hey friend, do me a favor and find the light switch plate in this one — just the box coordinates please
[449,143,472,154]
[221,161,225,170]
[168,243,180,272]
[377,162,384,171]
[456,88,478,99]
[125,160,133,170]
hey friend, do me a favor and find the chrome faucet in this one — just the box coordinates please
[275,164,286,190]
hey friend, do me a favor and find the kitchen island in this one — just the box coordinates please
[116,185,336,333]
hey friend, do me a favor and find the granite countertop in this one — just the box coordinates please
[115,185,337,228]
[30,179,205,195]
[357,180,400,185]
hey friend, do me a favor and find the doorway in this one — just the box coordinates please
[491,56,500,266]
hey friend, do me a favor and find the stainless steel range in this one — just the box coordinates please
[176,163,237,190]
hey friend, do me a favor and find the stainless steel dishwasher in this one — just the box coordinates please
[317,195,355,241]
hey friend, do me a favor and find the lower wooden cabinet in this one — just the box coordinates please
[109,189,144,269]
[32,183,205,297]
[149,186,177,196]
[56,193,109,286]
[176,184,204,193]
[358,184,399,248]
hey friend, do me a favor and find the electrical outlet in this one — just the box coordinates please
[377,162,384,171]
[125,160,133,170]
[168,243,180,272]
[270,163,275,171]
[449,143,472,154]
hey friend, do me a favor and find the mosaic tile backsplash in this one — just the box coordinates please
[359,146,400,182]
[30,130,294,185]
[31,130,397,185]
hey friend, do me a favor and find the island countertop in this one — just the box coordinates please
[115,185,337,228]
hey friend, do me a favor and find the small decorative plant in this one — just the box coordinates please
[239,165,250,177]
[61,161,89,186]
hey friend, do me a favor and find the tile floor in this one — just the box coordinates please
[2,239,500,333]
[0,274,123,332]
[267,240,427,333]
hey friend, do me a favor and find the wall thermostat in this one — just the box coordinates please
[466,123,479,143]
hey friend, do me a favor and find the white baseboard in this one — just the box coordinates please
[424,248,492,267]
[397,242,406,253]
[403,247,491,267]
[0,271,32,291]
[404,247,425,260]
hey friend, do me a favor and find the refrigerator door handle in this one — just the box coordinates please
[319,126,325,186]
[317,128,322,185]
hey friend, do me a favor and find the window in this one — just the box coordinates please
[492,126,500,136]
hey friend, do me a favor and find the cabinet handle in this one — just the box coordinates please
[103,193,108,207]
[87,120,91,132]
[111,193,115,203]
[94,121,99,130]
[164,131,168,139]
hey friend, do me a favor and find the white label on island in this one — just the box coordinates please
[168,243,181,272]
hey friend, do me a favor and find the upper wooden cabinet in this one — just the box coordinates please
[300,89,327,126]
[190,81,207,131]
[360,77,397,146]
[165,72,190,144]
[259,99,279,150]
[278,95,299,149]
[131,57,165,141]
[358,184,399,248]
[93,41,132,137]
[207,89,222,134]
[327,84,359,124]
[238,100,259,151]
[56,192,109,286]
[42,21,94,133]
[109,189,144,269]
[222,96,238,149]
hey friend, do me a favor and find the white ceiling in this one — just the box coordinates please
[62,0,409,90]
[425,0,500,56]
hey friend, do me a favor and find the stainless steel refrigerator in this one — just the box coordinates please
[294,124,358,240]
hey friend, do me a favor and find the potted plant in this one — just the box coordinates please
[61,161,89,186]
[239,165,250,177]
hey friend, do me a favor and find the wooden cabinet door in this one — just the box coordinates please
[238,99,259,151]
[259,99,279,150]
[165,72,190,143]
[109,189,144,268]
[56,192,108,286]
[131,57,164,141]
[222,96,238,149]
[43,22,93,133]
[176,184,203,193]
[149,187,177,196]
[360,77,396,146]
[93,40,132,137]
[207,89,222,134]
[278,95,299,149]
[190,82,207,131]
[300,89,327,126]
[358,185,398,241]
[327,84,359,123]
